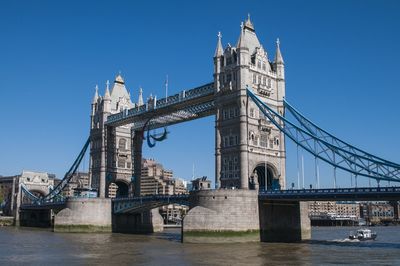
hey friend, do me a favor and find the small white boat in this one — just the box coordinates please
[349,228,377,241]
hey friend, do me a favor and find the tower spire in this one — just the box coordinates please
[237,22,245,48]
[214,31,223,57]
[244,13,255,31]
[92,85,99,104]
[104,84,111,100]
[138,87,144,106]
[274,38,284,64]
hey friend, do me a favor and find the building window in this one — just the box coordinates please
[118,159,126,168]
[234,108,239,117]
[118,138,127,151]
[223,110,228,120]
[263,76,266,85]
[258,75,261,84]
[257,60,261,69]
[268,79,271,88]
[253,74,256,84]
[260,134,268,148]
[250,108,254,118]
[262,63,266,71]
[229,109,234,118]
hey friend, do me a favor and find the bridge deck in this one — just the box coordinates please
[260,187,400,201]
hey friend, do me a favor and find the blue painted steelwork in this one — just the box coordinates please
[112,194,189,214]
[247,86,400,183]
[259,186,400,201]
[284,100,400,168]
[20,138,90,204]
[106,82,215,128]
[141,116,169,148]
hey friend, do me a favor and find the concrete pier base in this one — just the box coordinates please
[54,198,112,232]
[19,209,52,228]
[182,189,260,243]
[112,208,164,233]
[259,200,311,242]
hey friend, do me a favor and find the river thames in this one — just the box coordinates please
[0,226,399,265]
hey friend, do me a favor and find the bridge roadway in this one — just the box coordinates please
[20,199,66,210]
[259,186,400,201]
[20,186,400,212]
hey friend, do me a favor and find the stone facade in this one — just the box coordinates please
[191,176,211,191]
[182,189,259,243]
[54,198,112,232]
[0,171,56,222]
[89,75,135,198]
[61,172,90,197]
[214,16,286,190]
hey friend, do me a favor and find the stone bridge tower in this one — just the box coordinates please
[89,75,135,197]
[214,16,286,190]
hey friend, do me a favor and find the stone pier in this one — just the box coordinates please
[54,198,112,232]
[182,189,259,243]
[259,200,311,242]
[19,209,52,228]
[112,208,164,234]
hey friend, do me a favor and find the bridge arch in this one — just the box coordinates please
[113,179,129,198]
[28,189,47,198]
[252,163,278,191]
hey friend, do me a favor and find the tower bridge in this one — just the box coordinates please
[17,16,400,243]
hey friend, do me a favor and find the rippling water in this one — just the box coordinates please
[0,226,399,265]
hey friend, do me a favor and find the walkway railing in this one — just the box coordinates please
[106,82,214,124]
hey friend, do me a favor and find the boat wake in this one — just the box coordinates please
[331,238,360,243]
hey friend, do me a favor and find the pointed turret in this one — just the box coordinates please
[103,82,111,113]
[214,31,223,57]
[244,13,255,32]
[104,86,111,100]
[115,74,124,85]
[274,38,285,80]
[236,14,260,54]
[92,85,99,104]
[138,87,144,106]
[236,22,246,48]
[274,38,284,64]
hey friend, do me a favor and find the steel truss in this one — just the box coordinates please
[247,86,400,183]
[106,82,215,129]
[20,138,90,203]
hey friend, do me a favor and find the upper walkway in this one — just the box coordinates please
[105,82,215,130]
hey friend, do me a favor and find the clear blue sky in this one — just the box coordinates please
[0,0,399,188]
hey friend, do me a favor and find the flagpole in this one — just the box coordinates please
[165,74,168,100]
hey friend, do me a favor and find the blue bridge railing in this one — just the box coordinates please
[259,186,400,201]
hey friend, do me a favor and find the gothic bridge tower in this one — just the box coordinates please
[214,16,286,190]
[89,74,135,197]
